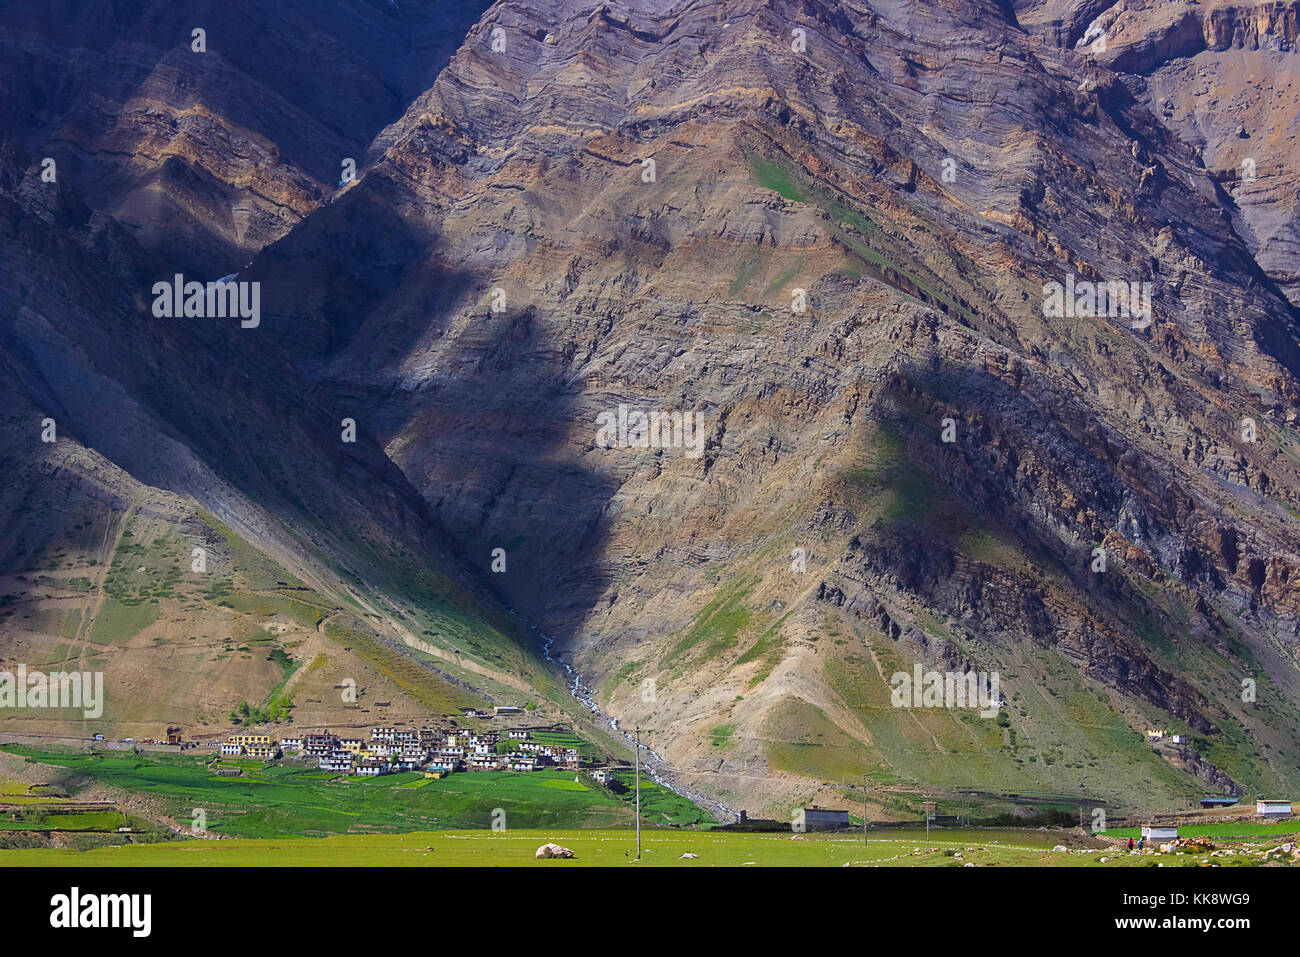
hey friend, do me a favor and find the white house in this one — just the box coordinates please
[1141,825,1179,840]
[304,733,339,755]
[1257,800,1292,815]
[319,750,353,772]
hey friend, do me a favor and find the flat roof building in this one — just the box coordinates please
[800,807,850,830]
[1257,800,1292,815]
[1141,825,1179,840]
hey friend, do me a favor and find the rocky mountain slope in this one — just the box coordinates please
[2,0,1299,818]
[0,107,565,742]
[0,0,492,273]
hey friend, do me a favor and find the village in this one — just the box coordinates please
[216,718,591,779]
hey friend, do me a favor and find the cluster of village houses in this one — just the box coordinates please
[218,726,586,777]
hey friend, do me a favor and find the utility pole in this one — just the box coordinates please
[634,727,642,861]
[863,774,868,847]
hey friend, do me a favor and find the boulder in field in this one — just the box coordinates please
[535,843,575,859]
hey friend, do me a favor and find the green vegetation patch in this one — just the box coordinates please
[667,575,758,665]
[765,698,873,782]
[86,598,158,646]
[0,807,126,832]
[748,155,806,202]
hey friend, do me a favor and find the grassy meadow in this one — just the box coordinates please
[4,826,1292,867]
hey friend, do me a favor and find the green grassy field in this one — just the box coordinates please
[0,776,67,807]
[0,807,126,831]
[1,826,1289,867]
[0,745,709,836]
[5,746,1295,866]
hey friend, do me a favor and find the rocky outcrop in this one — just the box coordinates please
[1033,1,1300,308]
[535,842,576,858]
[1097,1,1300,75]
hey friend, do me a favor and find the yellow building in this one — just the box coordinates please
[229,733,272,748]
[222,733,278,759]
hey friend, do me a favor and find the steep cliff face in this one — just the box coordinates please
[1030,1,1300,307]
[2,0,1299,815]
